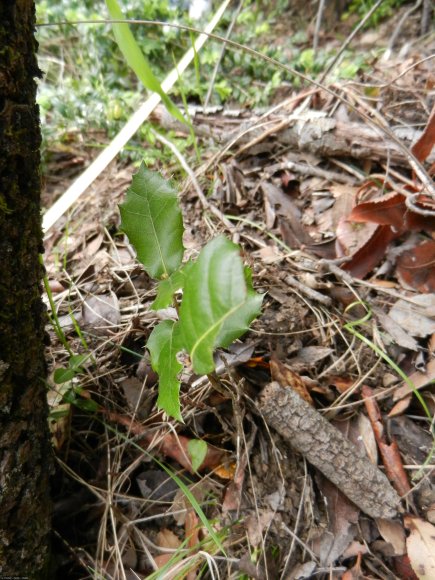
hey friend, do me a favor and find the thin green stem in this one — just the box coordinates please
[40,254,73,356]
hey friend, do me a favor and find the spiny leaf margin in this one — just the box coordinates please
[119,164,185,279]
[178,235,263,375]
[147,319,183,422]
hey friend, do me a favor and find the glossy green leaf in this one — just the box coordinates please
[147,319,183,421]
[178,236,263,375]
[105,0,187,126]
[187,439,208,473]
[119,164,185,279]
[216,266,263,347]
[151,262,192,311]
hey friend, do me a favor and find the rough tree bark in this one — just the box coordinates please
[0,1,52,576]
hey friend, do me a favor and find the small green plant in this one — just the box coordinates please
[52,353,99,412]
[343,0,408,28]
[119,165,263,420]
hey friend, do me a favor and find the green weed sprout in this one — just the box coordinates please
[119,165,263,420]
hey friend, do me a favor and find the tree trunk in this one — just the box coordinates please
[0,1,52,577]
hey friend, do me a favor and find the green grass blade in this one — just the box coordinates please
[100,418,227,556]
[105,0,187,125]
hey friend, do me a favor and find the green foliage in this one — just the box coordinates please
[36,0,379,166]
[36,0,187,159]
[188,439,208,472]
[343,0,408,27]
[178,236,263,375]
[119,166,263,420]
[105,0,187,125]
[119,165,185,278]
[147,319,184,420]
[52,354,99,412]
[151,265,190,310]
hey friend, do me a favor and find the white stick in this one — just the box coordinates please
[42,0,231,234]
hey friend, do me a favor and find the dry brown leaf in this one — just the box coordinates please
[389,298,435,338]
[328,375,356,394]
[362,386,411,496]
[336,218,378,257]
[312,474,359,565]
[262,182,312,245]
[412,104,435,163]
[349,191,406,231]
[245,510,275,547]
[154,528,182,572]
[397,241,435,293]
[270,356,314,405]
[376,518,406,556]
[405,516,435,579]
[337,222,397,278]
[388,396,412,417]
[349,191,435,233]
[329,184,359,230]
[356,412,378,465]
[393,357,435,401]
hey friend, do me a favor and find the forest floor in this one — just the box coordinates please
[41,4,435,579]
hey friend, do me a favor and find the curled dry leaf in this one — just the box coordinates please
[270,356,314,405]
[154,528,182,573]
[376,518,406,556]
[389,297,435,339]
[337,222,397,278]
[411,103,435,163]
[349,191,435,233]
[404,516,435,579]
[348,191,407,231]
[362,386,411,497]
[396,241,435,292]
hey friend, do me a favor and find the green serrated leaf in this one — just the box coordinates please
[216,266,263,347]
[151,261,193,310]
[147,320,183,421]
[187,439,208,473]
[178,236,263,375]
[105,0,187,126]
[119,165,185,279]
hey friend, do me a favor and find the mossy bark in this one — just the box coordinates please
[0,1,52,576]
